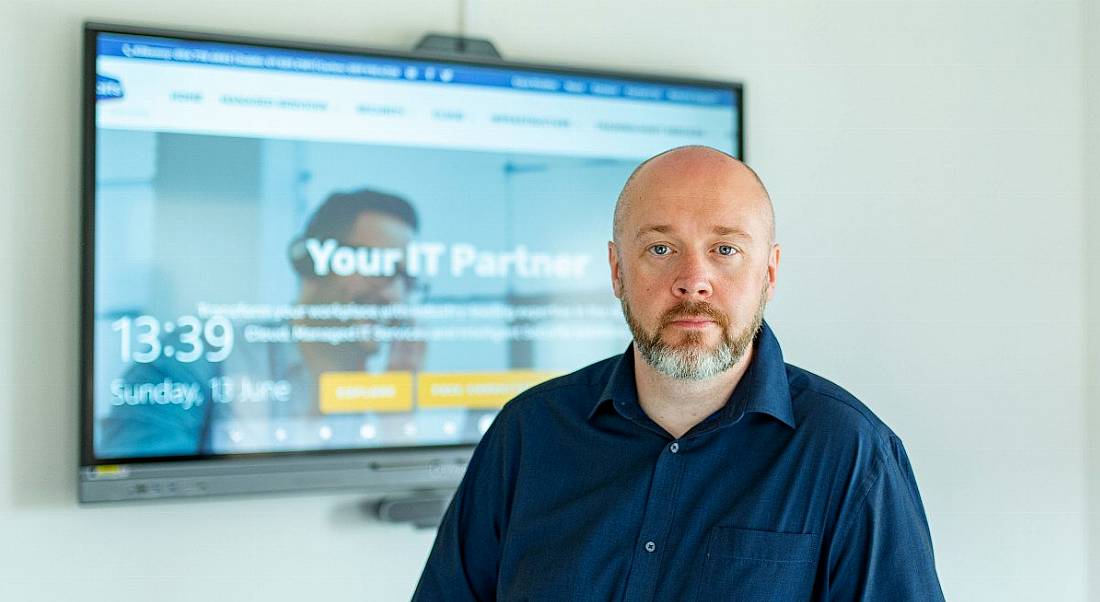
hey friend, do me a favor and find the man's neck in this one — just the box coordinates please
[633,345,754,439]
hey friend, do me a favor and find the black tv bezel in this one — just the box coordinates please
[79,21,745,477]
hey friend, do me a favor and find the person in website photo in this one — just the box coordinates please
[97,188,425,457]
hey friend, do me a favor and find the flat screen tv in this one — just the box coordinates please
[79,22,743,502]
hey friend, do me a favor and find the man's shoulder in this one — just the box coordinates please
[497,354,619,419]
[783,363,899,449]
[781,363,919,502]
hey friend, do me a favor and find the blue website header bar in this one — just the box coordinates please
[97,33,735,108]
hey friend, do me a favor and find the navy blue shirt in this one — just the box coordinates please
[414,323,945,601]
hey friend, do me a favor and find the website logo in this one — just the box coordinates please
[96,74,124,101]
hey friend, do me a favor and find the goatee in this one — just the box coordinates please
[620,279,768,380]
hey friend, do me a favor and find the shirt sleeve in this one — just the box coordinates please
[826,436,946,601]
[412,411,514,602]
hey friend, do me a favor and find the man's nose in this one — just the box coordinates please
[671,251,713,299]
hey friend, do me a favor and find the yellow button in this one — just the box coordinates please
[417,371,558,409]
[319,371,414,414]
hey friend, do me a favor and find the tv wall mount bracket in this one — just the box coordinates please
[413,34,501,59]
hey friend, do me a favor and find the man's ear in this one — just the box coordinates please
[766,243,781,301]
[608,241,623,299]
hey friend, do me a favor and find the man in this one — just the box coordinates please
[287,189,426,375]
[99,189,425,457]
[414,146,945,600]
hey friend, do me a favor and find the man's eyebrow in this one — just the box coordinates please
[713,226,753,239]
[634,224,672,238]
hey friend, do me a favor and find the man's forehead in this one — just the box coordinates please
[619,188,772,248]
[634,167,764,198]
[627,186,768,228]
[613,146,774,244]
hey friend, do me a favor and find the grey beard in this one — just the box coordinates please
[640,335,739,380]
[620,279,768,381]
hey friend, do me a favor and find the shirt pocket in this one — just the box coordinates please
[694,526,818,602]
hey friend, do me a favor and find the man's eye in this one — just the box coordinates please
[649,244,671,256]
[717,245,738,256]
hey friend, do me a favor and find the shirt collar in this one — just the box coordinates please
[591,320,796,430]
[591,341,644,423]
[731,321,795,429]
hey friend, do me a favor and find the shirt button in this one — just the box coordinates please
[669,442,679,453]
[645,541,656,552]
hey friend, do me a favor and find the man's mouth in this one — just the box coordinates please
[667,316,716,329]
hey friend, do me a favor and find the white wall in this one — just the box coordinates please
[0,1,1090,600]
[1084,0,1099,599]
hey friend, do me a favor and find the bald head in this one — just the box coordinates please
[612,146,774,248]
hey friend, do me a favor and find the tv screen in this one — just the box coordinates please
[80,22,743,502]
